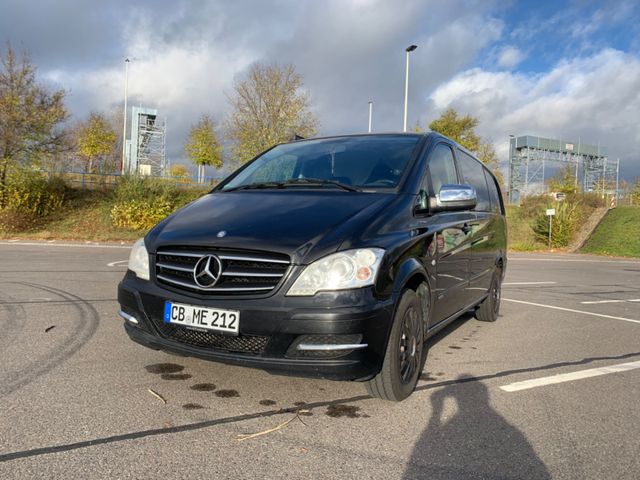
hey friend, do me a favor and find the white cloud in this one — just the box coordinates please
[428,49,640,179]
[497,46,525,69]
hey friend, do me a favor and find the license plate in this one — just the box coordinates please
[164,301,239,335]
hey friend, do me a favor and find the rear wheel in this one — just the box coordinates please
[366,290,424,401]
[475,268,502,322]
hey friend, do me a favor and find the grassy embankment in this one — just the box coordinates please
[2,175,636,259]
[0,175,209,242]
[579,207,640,257]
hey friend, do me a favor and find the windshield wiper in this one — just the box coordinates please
[223,182,285,192]
[223,178,360,193]
[281,177,360,192]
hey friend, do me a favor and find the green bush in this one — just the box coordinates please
[1,169,69,216]
[110,199,174,230]
[533,201,581,247]
[109,175,208,230]
[113,175,179,204]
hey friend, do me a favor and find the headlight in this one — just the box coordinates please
[128,238,150,280]
[287,248,385,296]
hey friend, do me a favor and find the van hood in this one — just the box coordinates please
[146,190,396,264]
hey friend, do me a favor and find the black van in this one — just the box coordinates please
[118,133,506,401]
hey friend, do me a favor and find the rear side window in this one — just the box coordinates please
[456,150,491,212]
[427,144,458,195]
[484,169,503,214]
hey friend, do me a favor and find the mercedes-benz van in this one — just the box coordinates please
[118,133,506,401]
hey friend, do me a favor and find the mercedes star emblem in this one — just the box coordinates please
[193,255,223,288]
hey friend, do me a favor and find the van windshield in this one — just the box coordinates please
[220,135,421,191]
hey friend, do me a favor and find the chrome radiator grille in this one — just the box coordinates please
[155,247,290,295]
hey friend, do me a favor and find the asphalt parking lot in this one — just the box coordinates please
[1,241,639,479]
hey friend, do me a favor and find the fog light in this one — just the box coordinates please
[286,334,366,358]
[118,310,139,325]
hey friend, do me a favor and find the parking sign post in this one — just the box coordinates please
[546,208,556,248]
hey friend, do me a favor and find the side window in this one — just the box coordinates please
[484,169,503,214]
[456,151,491,212]
[426,144,457,195]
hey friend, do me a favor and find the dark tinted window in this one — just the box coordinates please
[221,135,421,191]
[456,150,491,212]
[484,169,502,214]
[426,144,458,195]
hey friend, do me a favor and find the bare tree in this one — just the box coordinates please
[225,63,318,163]
[0,44,68,204]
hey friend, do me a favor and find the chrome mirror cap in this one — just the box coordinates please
[435,184,477,211]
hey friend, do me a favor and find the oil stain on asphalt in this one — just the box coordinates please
[182,403,205,410]
[215,389,240,398]
[161,373,192,380]
[191,383,216,391]
[325,404,369,418]
[259,399,277,406]
[145,363,184,374]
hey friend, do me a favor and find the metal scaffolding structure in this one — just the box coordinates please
[124,106,166,176]
[508,135,619,204]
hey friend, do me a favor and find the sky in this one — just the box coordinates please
[1,0,639,180]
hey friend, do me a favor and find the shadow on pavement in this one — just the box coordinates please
[403,376,550,479]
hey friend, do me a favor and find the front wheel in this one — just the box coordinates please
[475,268,502,322]
[366,290,424,401]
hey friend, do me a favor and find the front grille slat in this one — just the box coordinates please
[155,247,290,296]
[150,319,269,354]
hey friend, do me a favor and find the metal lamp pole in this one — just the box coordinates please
[121,58,130,175]
[403,44,417,132]
[368,101,373,133]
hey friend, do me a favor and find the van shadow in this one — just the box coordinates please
[403,376,550,479]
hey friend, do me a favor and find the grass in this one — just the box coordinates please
[579,207,640,257]
[0,187,208,242]
[505,205,546,251]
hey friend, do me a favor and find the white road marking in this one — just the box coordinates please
[107,260,129,267]
[581,299,626,304]
[0,241,131,249]
[581,298,640,305]
[509,257,640,264]
[500,360,640,392]
[503,282,557,286]
[502,298,640,325]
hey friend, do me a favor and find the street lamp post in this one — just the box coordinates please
[121,58,130,175]
[368,101,373,133]
[403,44,417,133]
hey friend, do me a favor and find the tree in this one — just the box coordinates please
[631,178,640,206]
[184,114,223,183]
[428,108,480,152]
[169,164,190,178]
[0,44,68,205]
[76,112,117,173]
[428,108,504,184]
[547,165,579,195]
[225,63,318,163]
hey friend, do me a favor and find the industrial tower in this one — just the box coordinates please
[508,135,619,204]
[124,106,167,176]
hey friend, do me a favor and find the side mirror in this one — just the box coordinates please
[415,189,429,213]
[433,184,477,212]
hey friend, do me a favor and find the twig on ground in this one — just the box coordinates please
[148,388,167,404]
[236,410,310,441]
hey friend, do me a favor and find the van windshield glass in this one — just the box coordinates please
[221,135,421,191]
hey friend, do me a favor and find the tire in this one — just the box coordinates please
[475,268,502,322]
[366,290,424,401]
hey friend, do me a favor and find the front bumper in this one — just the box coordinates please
[118,272,394,381]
